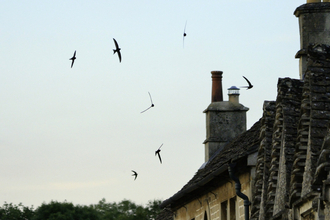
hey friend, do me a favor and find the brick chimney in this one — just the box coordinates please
[295,1,330,79]
[203,71,249,162]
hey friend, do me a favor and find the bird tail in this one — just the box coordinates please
[113,49,116,54]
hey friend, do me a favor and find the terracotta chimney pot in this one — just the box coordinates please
[211,71,223,102]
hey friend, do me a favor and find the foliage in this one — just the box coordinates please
[0,202,34,220]
[32,201,99,220]
[93,198,161,220]
[0,199,162,220]
[145,200,162,220]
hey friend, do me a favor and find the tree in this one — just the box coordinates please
[32,201,99,220]
[0,202,34,220]
[145,200,162,220]
[0,198,162,220]
[93,198,162,220]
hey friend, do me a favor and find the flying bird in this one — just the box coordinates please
[155,144,163,164]
[69,50,76,68]
[140,92,154,113]
[132,170,138,180]
[183,21,187,48]
[113,38,121,62]
[241,76,253,90]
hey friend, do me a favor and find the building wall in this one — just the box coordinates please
[174,172,252,220]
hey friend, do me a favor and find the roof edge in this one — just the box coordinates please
[160,164,228,209]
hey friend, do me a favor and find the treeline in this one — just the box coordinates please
[0,198,162,220]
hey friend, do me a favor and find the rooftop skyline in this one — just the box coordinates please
[0,0,303,207]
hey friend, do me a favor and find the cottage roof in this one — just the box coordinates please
[155,209,174,220]
[160,119,261,209]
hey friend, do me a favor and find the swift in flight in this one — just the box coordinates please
[69,50,76,68]
[241,76,253,90]
[155,144,163,164]
[132,170,138,180]
[113,38,122,63]
[141,92,154,113]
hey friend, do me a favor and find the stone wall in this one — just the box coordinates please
[301,44,330,198]
[294,2,330,79]
[203,101,248,162]
[174,172,251,220]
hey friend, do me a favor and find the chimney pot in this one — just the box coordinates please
[211,71,223,102]
[228,86,240,104]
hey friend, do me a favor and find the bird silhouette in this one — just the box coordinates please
[155,144,163,164]
[183,21,187,48]
[113,38,121,62]
[69,50,76,68]
[140,92,154,113]
[132,170,138,180]
[241,76,253,89]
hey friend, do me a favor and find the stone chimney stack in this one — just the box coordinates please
[203,71,249,162]
[295,1,330,79]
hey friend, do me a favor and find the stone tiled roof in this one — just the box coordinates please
[158,43,330,219]
[184,119,261,189]
[155,209,174,220]
[160,118,261,209]
[250,44,330,220]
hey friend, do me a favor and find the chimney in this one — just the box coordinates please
[211,71,223,102]
[203,71,249,162]
[295,1,330,79]
[228,86,240,104]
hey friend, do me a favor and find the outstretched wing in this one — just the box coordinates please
[148,92,153,105]
[117,50,122,62]
[157,152,162,164]
[113,38,119,49]
[183,21,187,36]
[242,76,252,87]
[140,106,152,113]
[183,21,187,48]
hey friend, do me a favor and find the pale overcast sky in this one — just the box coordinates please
[1,0,303,207]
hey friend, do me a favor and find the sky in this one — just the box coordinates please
[0,0,304,208]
